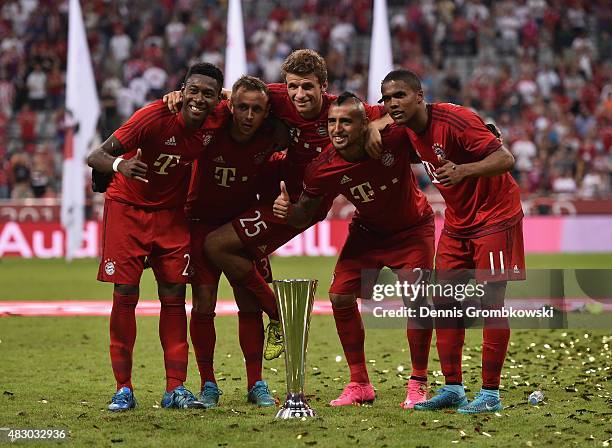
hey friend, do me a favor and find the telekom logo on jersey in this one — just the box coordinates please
[350,182,375,203]
[214,166,236,187]
[153,153,181,175]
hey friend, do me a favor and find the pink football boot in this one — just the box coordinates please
[400,379,428,409]
[329,382,376,406]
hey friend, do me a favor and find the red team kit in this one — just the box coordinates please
[98,100,226,285]
[230,84,386,259]
[186,103,280,285]
[303,125,435,296]
[92,57,525,415]
[405,103,525,284]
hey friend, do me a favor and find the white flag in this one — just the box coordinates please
[61,0,100,260]
[224,0,247,89]
[367,0,393,105]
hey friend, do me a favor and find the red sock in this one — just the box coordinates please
[159,296,188,392]
[407,327,432,379]
[482,316,510,389]
[238,311,264,390]
[332,303,369,384]
[232,266,279,321]
[109,292,139,390]
[190,310,216,388]
[435,328,465,384]
[433,298,465,384]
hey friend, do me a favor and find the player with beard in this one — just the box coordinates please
[273,92,435,408]
[187,75,289,408]
[88,62,225,411]
[373,69,524,414]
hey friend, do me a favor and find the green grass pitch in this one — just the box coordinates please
[0,254,611,447]
[2,253,612,301]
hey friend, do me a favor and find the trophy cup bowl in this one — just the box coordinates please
[272,279,318,419]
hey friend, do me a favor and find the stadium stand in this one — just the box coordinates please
[0,0,609,201]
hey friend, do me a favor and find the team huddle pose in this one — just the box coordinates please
[88,48,524,415]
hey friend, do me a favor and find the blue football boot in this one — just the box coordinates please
[199,381,222,409]
[247,380,276,407]
[161,385,204,409]
[458,390,503,414]
[413,385,468,411]
[108,387,136,412]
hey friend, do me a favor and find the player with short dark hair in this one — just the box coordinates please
[273,92,435,408]
[187,75,288,408]
[87,62,225,411]
[376,69,524,414]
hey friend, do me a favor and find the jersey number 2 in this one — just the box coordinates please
[182,254,191,276]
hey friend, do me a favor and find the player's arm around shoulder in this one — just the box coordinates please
[365,113,394,159]
[87,135,148,183]
[273,181,323,229]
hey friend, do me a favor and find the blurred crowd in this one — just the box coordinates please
[0,0,610,201]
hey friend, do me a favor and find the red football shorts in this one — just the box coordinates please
[330,217,435,297]
[97,199,191,285]
[190,220,273,285]
[435,219,526,283]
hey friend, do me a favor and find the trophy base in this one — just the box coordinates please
[275,393,316,419]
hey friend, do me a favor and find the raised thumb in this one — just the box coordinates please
[136,148,142,160]
[280,181,289,198]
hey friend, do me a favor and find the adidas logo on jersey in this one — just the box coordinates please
[213,155,225,163]
[340,175,352,184]
[165,136,177,146]
[513,265,520,274]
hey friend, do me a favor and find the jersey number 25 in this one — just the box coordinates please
[239,210,268,237]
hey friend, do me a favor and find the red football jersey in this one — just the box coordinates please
[405,103,523,237]
[106,100,228,209]
[186,116,281,225]
[267,84,384,167]
[303,125,433,234]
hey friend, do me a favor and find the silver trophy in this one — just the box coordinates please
[273,279,318,419]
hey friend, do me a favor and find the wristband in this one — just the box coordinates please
[112,157,124,173]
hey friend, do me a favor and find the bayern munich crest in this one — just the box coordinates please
[104,260,116,276]
[432,142,446,158]
[381,151,395,167]
[203,134,213,146]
